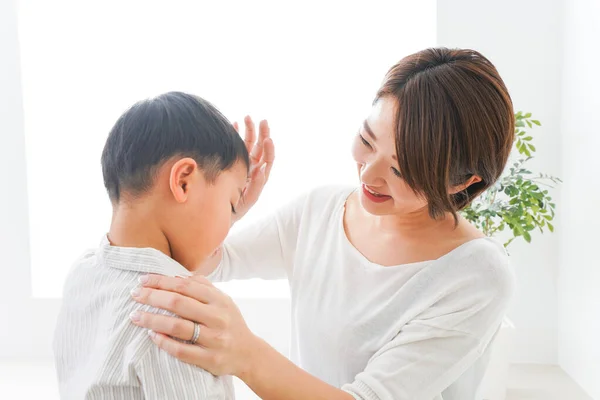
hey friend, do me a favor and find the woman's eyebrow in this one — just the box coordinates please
[364,120,397,160]
[363,120,377,141]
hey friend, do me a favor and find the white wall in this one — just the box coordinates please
[0,0,292,360]
[436,0,564,364]
[558,0,600,398]
[0,0,56,359]
[1,0,434,362]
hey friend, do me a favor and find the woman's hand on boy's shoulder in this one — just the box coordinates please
[232,116,275,223]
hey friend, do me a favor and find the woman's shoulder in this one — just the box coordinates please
[434,237,515,296]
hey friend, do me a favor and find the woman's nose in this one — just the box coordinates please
[360,160,384,184]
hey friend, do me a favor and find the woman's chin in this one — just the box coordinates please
[358,192,394,216]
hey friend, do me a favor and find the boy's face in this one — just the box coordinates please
[164,158,248,271]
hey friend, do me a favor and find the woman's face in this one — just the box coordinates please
[351,97,428,216]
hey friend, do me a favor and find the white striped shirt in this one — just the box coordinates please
[53,236,234,400]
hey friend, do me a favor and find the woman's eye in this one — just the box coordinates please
[359,134,372,148]
[391,167,402,178]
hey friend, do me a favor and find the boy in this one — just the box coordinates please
[53,92,249,399]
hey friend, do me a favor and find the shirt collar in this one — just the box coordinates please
[98,235,192,278]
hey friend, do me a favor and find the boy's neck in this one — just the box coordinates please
[108,204,172,258]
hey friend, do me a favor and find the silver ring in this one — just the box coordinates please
[190,322,201,344]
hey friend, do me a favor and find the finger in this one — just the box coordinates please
[132,287,223,327]
[249,120,269,160]
[258,119,270,142]
[261,137,275,181]
[243,116,256,154]
[233,121,239,133]
[138,274,216,303]
[193,325,231,349]
[130,310,197,342]
[189,274,214,286]
[248,140,274,182]
[148,331,216,371]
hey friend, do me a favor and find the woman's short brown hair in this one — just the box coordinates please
[376,47,514,220]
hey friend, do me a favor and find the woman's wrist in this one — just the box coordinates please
[236,332,270,382]
[234,334,353,400]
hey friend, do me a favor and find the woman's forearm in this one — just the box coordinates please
[241,336,354,400]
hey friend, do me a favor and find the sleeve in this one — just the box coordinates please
[341,259,515,400]
[135,343,234,400]
[208,190,310,282]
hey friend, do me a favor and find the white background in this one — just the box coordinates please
[1,0,598,399]
[0,0,434,354]
[557,0,600,398]
[17,0,435,298]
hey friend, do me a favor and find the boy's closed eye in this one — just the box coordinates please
[231,187,245,214]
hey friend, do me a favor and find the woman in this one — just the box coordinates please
[130,47,516,400]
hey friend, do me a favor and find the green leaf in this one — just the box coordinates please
[512,228,521,237]
[548,223,554,232]
[476,112,559,246]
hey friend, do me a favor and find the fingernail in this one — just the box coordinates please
[138,275,149,285]
[148,330,156,339]
[131,287,141,297]
[129,311,141,322]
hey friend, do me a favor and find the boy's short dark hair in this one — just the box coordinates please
[101,91,249,203]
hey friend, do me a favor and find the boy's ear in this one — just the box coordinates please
[169,158,201,203]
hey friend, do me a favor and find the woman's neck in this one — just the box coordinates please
[373,208,456,237]
[349,191,462,239]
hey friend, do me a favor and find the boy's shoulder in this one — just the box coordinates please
[61,244,151,320]
[57,243,176,365]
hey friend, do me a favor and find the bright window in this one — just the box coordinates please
[18,0,436,298]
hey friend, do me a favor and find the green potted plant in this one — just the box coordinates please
[468,112,561,400]
[462,111,561,247]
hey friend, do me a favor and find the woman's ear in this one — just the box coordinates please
[169,158,200,203]
[449,175,483,195]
